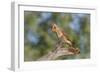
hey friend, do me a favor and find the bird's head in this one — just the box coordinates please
[51,23,58,32]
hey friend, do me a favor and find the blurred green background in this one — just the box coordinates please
[24,11,90,61]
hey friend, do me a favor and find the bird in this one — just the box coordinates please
[51,23,73,47]
[51,23,80,54]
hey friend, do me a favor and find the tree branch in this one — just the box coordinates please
[38,42,80,61]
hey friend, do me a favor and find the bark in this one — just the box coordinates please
[38,41,80,61]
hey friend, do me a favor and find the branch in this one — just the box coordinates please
[38,46,80,61]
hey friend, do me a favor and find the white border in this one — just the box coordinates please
[11,2,97,71]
